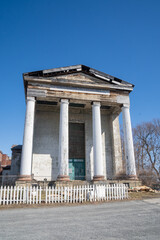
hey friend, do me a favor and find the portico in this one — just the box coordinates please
[19,65,137,183]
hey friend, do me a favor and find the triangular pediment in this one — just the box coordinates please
[23,64,134,92]
[49,72,117,87]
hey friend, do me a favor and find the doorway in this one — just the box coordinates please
[69,123,85,180]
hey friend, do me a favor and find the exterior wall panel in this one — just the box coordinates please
[32,106,113,181]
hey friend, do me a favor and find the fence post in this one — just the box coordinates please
[10,186,13,204]
[45,187,48,204]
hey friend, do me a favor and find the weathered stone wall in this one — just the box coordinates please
[32,105,120,181]
[32,108,59,181]
[111,114,123,177]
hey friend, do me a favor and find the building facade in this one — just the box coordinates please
[18,65,137,183]
[0,151,11,174]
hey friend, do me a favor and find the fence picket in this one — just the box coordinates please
[3,186,6,205]
[6,186,9,205]
[67,187,69,203]
[29,186,31,204]
[51,187,53,203]
[36,186,38,204]
[26,187,29,204]
[48,187,51,204]
[0,186,3,205]
[62,187,64,203]
[64,187,66,203]
[58,187,60,203]
[73,186,74,203]
[45,187,48,203]
[39,186,41,204]
[10,186,13,204]
[56,187,58,203]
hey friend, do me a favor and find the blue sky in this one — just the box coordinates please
[0,0,160,156]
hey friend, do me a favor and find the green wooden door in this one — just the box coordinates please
[69,159,75,180]
[69,159,85,180]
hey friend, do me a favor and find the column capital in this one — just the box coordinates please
[122,103,130,109]
[27,97,36,102]
[60,99,69,104]
[92,101,101,107]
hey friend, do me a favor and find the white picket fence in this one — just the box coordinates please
[0,184,128,205]
[45,184,128,203]
[0,186,42,205]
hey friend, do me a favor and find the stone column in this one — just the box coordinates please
[57,99,70,181]
[122,104,137,179]
[92,102,104,181]
[19,97,35,181]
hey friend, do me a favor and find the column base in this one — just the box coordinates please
[127,175,138,180]
[17,175,32,181]
[57,175,70,181]
[93,175,105,181]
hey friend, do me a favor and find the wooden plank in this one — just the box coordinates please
[43,64,82,74]
[30,187,32,204]
[27,86,127,106]
[39,187,41,204]
[27,88,47,97]
[0,186,2,205]
[46,90,114,103]
[10,186,13,204]
[6,186,9,205]
[29,83,129,98]
[25,76,133,91]
[13,187,16,204]
[3,186,6,205]
[45,187,48,203]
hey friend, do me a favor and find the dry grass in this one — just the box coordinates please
[128,191,160,200]
[0,191,160,210]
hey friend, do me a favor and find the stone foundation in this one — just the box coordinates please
[15,179,142,188]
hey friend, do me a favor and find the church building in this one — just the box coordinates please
[18,65,137,183]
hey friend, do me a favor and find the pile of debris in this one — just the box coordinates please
[129,185,159,193]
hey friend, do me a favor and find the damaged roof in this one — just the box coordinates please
[23,64,134,88]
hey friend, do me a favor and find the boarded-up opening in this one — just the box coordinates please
[69,123,85,180]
